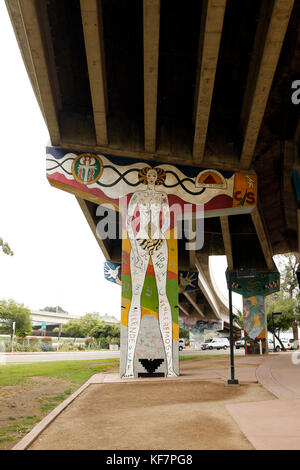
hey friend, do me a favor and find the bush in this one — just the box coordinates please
[40,343,55,352]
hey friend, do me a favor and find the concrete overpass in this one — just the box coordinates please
[5,0,300,372]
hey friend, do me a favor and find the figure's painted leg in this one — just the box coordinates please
[152,242,176,377]
[123,248,149,378]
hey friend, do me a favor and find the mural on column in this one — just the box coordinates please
[231,272,280,354]
[243,295,266,354]
[179,317,224,348]
[46,147,258,375]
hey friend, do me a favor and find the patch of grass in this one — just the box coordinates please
[180,354,229,361]
[0,358,120,387]
[0,436,14,443]
[39,388,74,412]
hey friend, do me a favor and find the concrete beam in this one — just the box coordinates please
[76,197,111,260]
[183,291,205,318]
[17,0,61,145]
[251,206,275,271]
[193,0,226,161]
[143,0,160,152]
[240,0,294,170]
[220,216,234,270]
[80,0,108,146]
[179,304,190,317]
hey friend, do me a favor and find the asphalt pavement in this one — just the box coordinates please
[1,348,245,363]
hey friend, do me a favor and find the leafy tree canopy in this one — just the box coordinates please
[0,238,13,256]
[0,299,32,337]
[61,313,120,340]
[41,306,68,313]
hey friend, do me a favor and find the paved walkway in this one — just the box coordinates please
[227,352,300,450]
[12,353,300,450]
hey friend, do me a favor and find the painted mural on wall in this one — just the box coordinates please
[46,148,257,212]
[121,168,178,377]
[231,272,280,297]
[179,317,224,348]
[243,295,266,354]
[104,262,199,294]
[104,262,122,285]
[46,147,258,377]
[178,271,199,293]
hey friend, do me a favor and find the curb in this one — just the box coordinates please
[12,377,97,450]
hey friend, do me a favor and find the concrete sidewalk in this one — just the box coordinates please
[12,354,300,450]
[12,356,265,450]
[226,352,300,450]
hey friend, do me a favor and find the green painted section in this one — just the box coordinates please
[121,273,178,323]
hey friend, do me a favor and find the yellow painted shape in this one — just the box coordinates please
[121,297,131,327]
[173,322,179,341]
[141,306,158,320]
[233,173,257,207]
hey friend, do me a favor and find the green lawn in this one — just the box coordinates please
[0,358,120,387]
[0,355,213,448]
[0,354,226,387]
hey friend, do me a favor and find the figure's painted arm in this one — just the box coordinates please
[161,193,170,235]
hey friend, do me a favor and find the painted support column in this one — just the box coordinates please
[231,272,280,355]
[46,146,258,377]
[243,295,267,354]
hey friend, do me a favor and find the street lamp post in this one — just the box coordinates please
[272,312,282,352]
[227,268,257,386]
[227,270,238,385]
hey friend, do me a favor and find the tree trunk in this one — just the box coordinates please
[274,332,286,351]
[292,321,299,349]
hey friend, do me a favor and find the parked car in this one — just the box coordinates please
[201,337,230,350]
[179,338,185,351]
[268,337,293,352]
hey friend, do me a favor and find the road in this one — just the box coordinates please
[1,348,245,364]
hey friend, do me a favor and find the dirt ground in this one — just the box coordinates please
[0,376,74,450]
[29,357,275,450]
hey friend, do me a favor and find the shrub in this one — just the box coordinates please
[40,343,55,352]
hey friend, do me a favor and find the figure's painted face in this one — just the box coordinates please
[147,169,158,185]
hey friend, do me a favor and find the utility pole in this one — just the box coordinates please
[11,321,16,353]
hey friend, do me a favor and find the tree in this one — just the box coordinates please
[179,327,189,340]
[233,310,244,330]
[79,313,102,337]
[61,319,83,337]
[266,254,300,348]
[0,238,13,256]
[0,299,32,342]
[41,306,68,313]
[90,321,120,347]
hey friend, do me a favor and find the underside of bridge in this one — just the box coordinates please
[6,0,300,368]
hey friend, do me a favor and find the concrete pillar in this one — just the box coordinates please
[243,295,268,354]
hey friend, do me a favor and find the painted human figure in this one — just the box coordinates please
[123,167,176,378]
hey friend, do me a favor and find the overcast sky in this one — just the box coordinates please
[0,3,242,318]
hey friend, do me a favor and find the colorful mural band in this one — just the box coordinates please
[46,147,258,375]
[231,272,280,297]
[46,148,257,213]
[104,262,199,293]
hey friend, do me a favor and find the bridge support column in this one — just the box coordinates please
[231,271,280,355]
[242,295,268,354]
